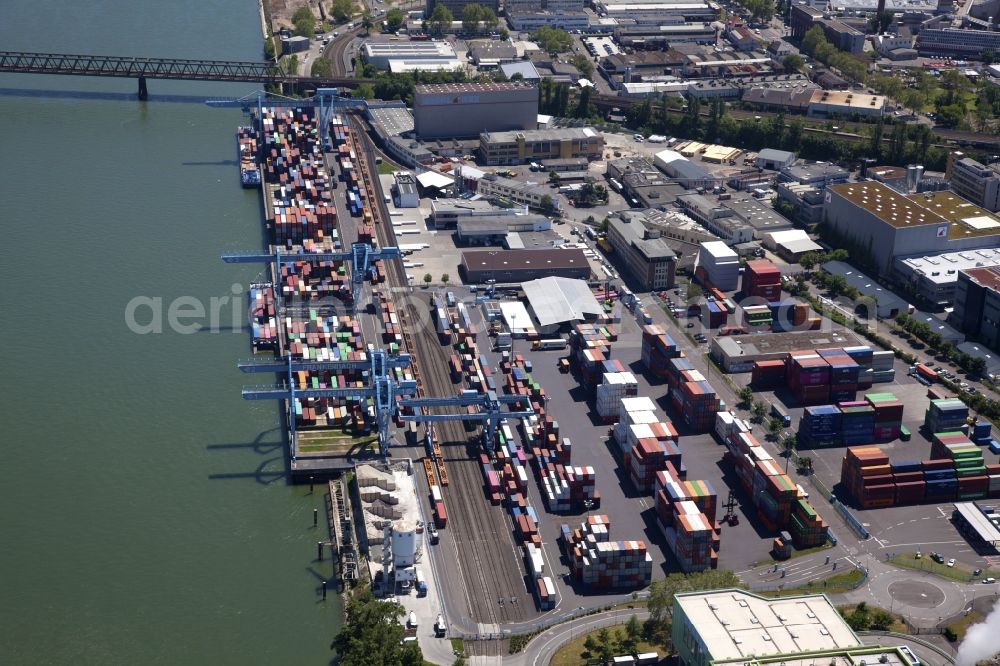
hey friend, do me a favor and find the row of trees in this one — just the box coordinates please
[330,0,357,24]
[581,616,645,663]
[292,6,317,38]
[894,312,988,376]
[461,3,499,34]
[735,0,776,21]
[800,25,869,87]
[840,602,894,631]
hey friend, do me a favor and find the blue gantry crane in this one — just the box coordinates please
[221,242,401,309]
[397,391,534,450]
[240,349,415,461]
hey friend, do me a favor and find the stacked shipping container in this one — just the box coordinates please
[742,259,782,302]
[640,325,680,378]
[561,515,653,589]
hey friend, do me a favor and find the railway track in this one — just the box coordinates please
[349,114,536,624]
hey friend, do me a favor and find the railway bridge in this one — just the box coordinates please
[0,51,371,99]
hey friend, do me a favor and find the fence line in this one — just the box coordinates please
[831,497,871,540]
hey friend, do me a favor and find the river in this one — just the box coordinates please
[0,1,342,663]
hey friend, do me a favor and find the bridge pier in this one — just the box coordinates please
[137,76,148,101]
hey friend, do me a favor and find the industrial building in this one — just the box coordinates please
[614,22,718,47]
[763,229,823,262]
[695,241,740,291]
[755,149,796,171]
[895,249,1000,309]
[479,127,604,166]
[455,214,551,245]
[522,277,603,331]
[677,194,754,246]
[654,149,714,188]
[722,195,795,239]
[949,156,1000,213]
[789,4,865,54]
[607,215,678,290]
[430,198,519,228]
[412,83,538,140]
[594,0,717,22]
[780,162,850,187]
[362,40,461,70]
[507,10,591,30]
[821,261,910,319]
[392,172,419,208]
[806,89,885,118]
[823,181,1000,273]
[672,589,865,666]
[775,182,826,226]
[611,159,687,208]
[476,175,556,211]
[460,248,591,283]
[916,28,1000,57]
[711,328,864,372]
[954,266,1000,354]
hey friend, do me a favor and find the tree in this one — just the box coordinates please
[385,8,404,32]
[738,386,754,408]
[539,194,555,212]
[428,4,454,37]
[361,11,374,35]
[869,608,893,631]
[583,634,599,659]
[625,614,642,652]
[799,252,821,271]
[441,273,450,284]
[751,400,767,422]
[575,85,593,118]
[332,590,424,665]
[768,417,784,439]
[970,356,988,377]
[353,82,375,99]
[571,53,594,78]
[983,49,996,65]
[292,6,316,37]
[782,54,804,73]
[799,456,813,473]
[284,54,300,76]
[869,9,893,34]
[423,273,433,285]
[646,570,744,645]
[596,628,615,663]
[311,57,333,78]
[330,0,356,23]
[531,25,573,53]
[462,3,484,33]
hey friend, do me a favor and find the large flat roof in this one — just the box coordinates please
[954,502,1000,547]
[462,248,589,271]
[828,181,945,229]
[482,127,600,143]
[675,589,860,662]
[897,248,1000,285]
[608,217,677,260]
[963,265,1000,292]
[522,277,603,327]
[913,191,1000,240]
[716,327,863,357]
[822,260,909,311]
[414,82,532,94]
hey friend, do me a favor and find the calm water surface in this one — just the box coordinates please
[0,1,342,663]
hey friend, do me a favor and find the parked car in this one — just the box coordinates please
[947,558,956,567]
[983,577,996,584]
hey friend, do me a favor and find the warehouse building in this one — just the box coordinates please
[654,149,714,189]
[476,175,556,211]
[392,172,419,208]
[710,328,864,372]
[430,198,520,228]
[607,215,678,290]
[916,28,1000,58]
[895,248,1000,309]
[755,148,796,171]
[460,248,590,283]
[775,182,826,226]
[522,276,604,332]
[695,241,740,291]
[821,260,910,319]
[949,156,1000,213]
[455,214,551,245]
[677,194,754,245]
[362,40,461,70]
[722,195,795,239]
[823,181,1000,273]
[763,229,823,262]
[780,161,850,187]
[479,127,604,166]
[806,89,885,118]
[412,82,538,140]
[609,157,686,208]
[955,266,1000,353]
[673,589,868,666]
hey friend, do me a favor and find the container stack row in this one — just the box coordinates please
[595,371,639,422]
[570,323,615,386]
[640,325,680,378]
[840,444,1000,507]
[668,374,723,432]
[653,463,720,572]
[742,259,782,301]
[250,284,277,352]
[740,304,773,331]
[561,515,653,589]
[752,346,891,394]
[924,398,970,434]
[797,392,905,448]
[817,348,860,402]
[769,299,812,332]
[720,425,828,546]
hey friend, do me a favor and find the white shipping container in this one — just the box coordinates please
[430,485,442,503]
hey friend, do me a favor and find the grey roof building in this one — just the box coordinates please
[607,215,677,290]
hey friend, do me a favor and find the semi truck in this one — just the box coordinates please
[532,338,568,351]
